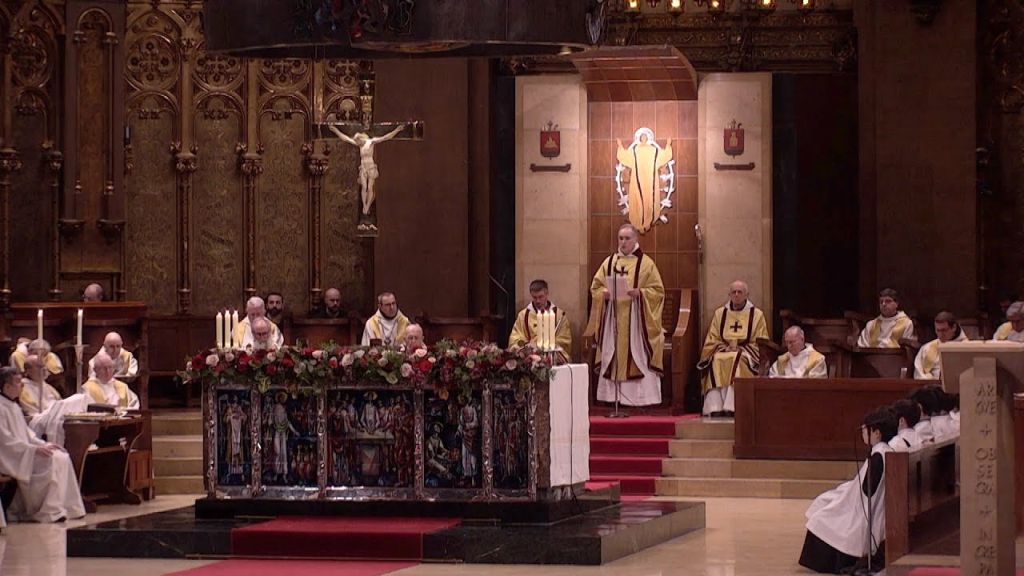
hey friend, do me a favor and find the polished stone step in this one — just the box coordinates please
[662,457,856,480]
[155,475,205,495]
[153,435,203,459]
[668,439,734,458]
[656,476,837,499]
[675,419,735,440]
[152,411,202,436]
[154,456,204,477]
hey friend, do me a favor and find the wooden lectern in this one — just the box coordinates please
[941,341,1023,576]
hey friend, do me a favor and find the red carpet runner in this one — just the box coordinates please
[587,415,698,496]
[166,559,416,576]
[231,516,460,560]
[908,569,1024,576]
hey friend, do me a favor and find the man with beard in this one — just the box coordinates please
[310,288,345,319]
[361,292,410,346]
[265,292,290,326]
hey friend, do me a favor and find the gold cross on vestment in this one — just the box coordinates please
[729,320,742,332]
[614,265,628,277]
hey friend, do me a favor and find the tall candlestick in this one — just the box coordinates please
[76,309,83,347]
[37,309,43,340]
[216,311,224,350]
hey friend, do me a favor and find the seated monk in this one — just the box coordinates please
[266,291,290,326]
[0,367,85,526]
[361,292,410,346]
[992,300,1024,342]
[82,282,104,303]
[19,354,62,418]
[768,326,827,378]
[509,279,572,361]
[87,331,138,380]
[29,352,139,446]
[857,288,915,348]
[914,311,967,380]
[698,280,770,417]
[309,287,345,319]
[233,297,284,349]
[403,323,425,353]
[9,338,64,379]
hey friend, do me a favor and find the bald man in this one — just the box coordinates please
[233,297,284,349]
[19,354,63,418]
[768,326,827,378]
[9,338,64,379]
[82,283,104,302]
[310,287,345,319]
[697,280,769,417]
[403,323,425,353]
[250,317,276,351]
[993,301,1024,343]
[87,331,138,379]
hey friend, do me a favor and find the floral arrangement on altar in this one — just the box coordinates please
[180,339,553,397]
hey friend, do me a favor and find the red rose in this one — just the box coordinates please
[329,357,339,369]
[214,362,227,374]
[237,357,250,372]
[254,350,267,362]
[281,356,295,368]
[266,364,278,375]
[303,347,315,356]
[192,354,205,370]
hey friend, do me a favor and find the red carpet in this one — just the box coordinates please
[166,559,416,576]
[231,517,460,560]
[588,414,698,496]
[909,565,1019,569]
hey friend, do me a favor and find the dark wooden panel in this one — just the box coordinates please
[734,377,920,460]
[287,318,356,348]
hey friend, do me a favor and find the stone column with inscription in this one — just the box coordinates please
[942,341,1023,576]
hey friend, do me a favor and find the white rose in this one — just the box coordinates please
[413,348,428,359]
[504,359,517,370]
[466,360,476,369]
[266,352,276,362]
[341,353,354,367]
[428,357,437,364]
[205,354,219,367]
[354,349,365,359]
[312,350,324,359]
[377,357,388,367]
[401,363,413,378]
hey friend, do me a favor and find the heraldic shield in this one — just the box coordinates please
[615,127,676,233]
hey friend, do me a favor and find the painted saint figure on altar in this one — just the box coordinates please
[269,392,299,483]
[222,395,248,481]
[586,223,666,407]
[458,395,480,481]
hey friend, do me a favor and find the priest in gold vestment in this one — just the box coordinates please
[914,311,967,380]
[698,281,769,416]
[586,224,665,406]
[509,279,572,362]
[857,288,915,348]
[992,301,1024,342]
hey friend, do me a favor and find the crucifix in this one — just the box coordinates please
[729,319,743,332]
[316,115,424,237]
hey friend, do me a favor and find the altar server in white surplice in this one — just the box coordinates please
[857,288,915,348]
[799,406,897,573]
[768,326,827,379]
[913,311,968,380]
[0,367,85,525]
[888,399,923,452]
[992,301,1024,342]
[586,223,665,407]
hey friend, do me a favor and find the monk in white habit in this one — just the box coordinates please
[29,352,139,446]
[768,326,827,378]
[361,292,410,346]
[403,323,425,353]
[509,279,572,361]
[857,288,915,348]
[698,280,769,416]
[799,406,896,573]
[992,300,1024,342]
[87,331,139,380]
[233,297,284,349]
[913,311,967,380]
[585,223,665,407]
[0,367,85,525]
[9,337,64,378]
[19,354,62,418]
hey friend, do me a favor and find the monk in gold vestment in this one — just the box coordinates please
[509,279,572,363]
[698,280,769,417]
[585,224,665,406]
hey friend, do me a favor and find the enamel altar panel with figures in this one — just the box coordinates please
[326,389,416,489]
[423,389,484,490]
[492,388,531,492]
[260,389,320,490]
[216,388,253,489]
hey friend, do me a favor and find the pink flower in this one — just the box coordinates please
[312,350,324,360]
[504,359,517,370]
[354,350,365,359]
[401,363,413,378]
[413,348,428,359]
[205,354,219,367]
[341,353,354,367]
[466,360,476,370]
[328,357,339,369]
[377,357,388,367]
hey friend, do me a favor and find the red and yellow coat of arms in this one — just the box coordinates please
[615,127,676,233]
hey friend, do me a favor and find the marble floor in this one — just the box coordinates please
[0,494,990,576]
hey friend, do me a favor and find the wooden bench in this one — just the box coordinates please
[884,438,960,565]
[417,314,499,345]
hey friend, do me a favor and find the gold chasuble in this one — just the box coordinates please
[509,304,572,356]
[586,249,665,406]
[698,302,770,394]
[616,131,674,233]
[82,378,133,408]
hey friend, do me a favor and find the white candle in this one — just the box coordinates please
[36,309,43,340]
[76,309,83,347]
[216,312,224,350]
[224,311,232,349]
[231,310,239,348]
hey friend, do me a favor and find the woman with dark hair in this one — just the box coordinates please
[799,406,897,574]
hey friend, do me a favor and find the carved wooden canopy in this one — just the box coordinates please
[203,0,597,58]
[569,45,698,101]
